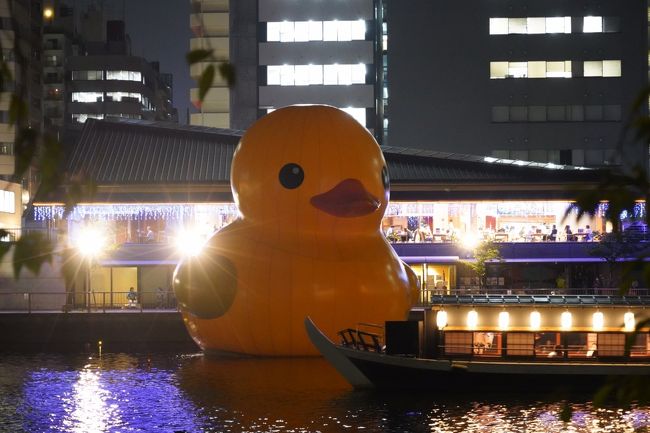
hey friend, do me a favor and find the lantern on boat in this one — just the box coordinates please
[624,312,635,332]
[436,310,448,329]
[561,311,572,330]
[467,309,479,330]
[529,311,541,331]
[592,311,604,331]
[498,311,509,331]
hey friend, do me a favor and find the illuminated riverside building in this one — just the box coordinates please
[26,118,642,304]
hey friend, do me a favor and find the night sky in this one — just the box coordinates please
[120,1,193,123]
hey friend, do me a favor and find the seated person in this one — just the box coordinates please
[126,287,138,307]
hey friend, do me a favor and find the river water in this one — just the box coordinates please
[0,351,648,433]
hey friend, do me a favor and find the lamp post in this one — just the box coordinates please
[73,226,106,312]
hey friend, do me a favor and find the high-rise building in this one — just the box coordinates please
[42,1,75,136]
[0,0,43,230]
[0,0,42,175]
[189,0,231,128]
[189,0,383,139]
[199,1,648,169]
[386,0,648,168]
[66,17,177,128]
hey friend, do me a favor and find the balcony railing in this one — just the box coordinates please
[0,290,178,313]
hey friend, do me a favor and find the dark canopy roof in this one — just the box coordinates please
[56,118,604,202]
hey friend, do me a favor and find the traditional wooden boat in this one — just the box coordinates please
[305,295,650,390]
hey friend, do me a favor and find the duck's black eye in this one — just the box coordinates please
[279,163,304,189]
[381,166,390,190]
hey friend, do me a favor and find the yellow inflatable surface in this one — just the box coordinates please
[173,105,419,356]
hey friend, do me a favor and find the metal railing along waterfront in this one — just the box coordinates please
[0,291,178,313]
[417,287,650,307]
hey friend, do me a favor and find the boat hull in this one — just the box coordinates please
[305,317,650,390]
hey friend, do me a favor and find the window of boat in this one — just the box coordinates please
[534,332,561,357]
[597,333,626,357]
[473,332,502,357]
[630,332,650,358]
[565,332,598,358]
[506,332,534,356]
[443,332,472,355]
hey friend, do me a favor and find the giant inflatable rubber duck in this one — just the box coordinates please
[173,105,420,356]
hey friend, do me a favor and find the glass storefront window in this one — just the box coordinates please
[382,201,605,244]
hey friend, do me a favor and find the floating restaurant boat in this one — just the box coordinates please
[305,295,650,390]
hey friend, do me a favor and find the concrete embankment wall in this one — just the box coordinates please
[0,312,199,353]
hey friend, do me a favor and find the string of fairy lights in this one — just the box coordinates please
[32,204,240,222]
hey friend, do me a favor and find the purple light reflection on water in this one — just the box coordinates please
[16,354,206,433]
[2,352,650,432]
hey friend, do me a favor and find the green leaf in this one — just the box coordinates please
[13,127,38,179]
[12,232,54,279]
[218,61,236,87]
[197,64,215,103]
[186,48,213,65]
[9,94,28,125]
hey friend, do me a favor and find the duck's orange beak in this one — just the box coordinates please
[310,178,380,217]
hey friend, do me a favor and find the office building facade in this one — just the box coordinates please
[189,0,383,138]
[386,0,648,167]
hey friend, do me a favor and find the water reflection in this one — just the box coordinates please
[177,356,352,431]
[2,352,649,432]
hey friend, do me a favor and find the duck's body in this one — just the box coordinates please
[174,105,419,356]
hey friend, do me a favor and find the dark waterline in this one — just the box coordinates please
[0,351,648,432]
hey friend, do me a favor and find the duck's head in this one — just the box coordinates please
[231,105,389,237]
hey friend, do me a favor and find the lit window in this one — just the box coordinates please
[490,62,508,79]
[351,64,366,84]
[508,62,527,78]
[527,17,545,34]
[324,65,338,84]
[280,21,294,42]
[308,64,323,85]
[602,60,621,77]
[528,61,546,78]
[489,18,508,35]
[280,64,294,86]
[337,64,352,85]
[267,22,280,41]
[0,190,15,213]
[106,70,142,81]
[323,21,337,41]
[267,20,366,42]
[583,16,603,33]
[106,92,141,102]
[294,21,309,42]
[546,61,572,78]
[71,113,104,123]
[341,107,366,126]
[294,65,310,85]
[308,21,322,40]
[351,20,366,40]
[337,21,352,41]
[267,64,367,86]
[508,18,526,34]
[546,17,570,33]
[267,65,281,85]
[72,92,103,102]
[584,61,603,77]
